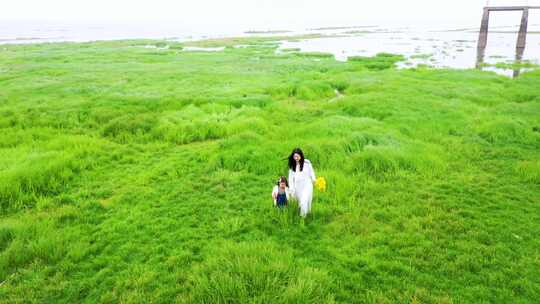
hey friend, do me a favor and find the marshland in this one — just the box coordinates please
[1,1,540,303]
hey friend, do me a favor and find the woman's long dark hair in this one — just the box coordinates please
[288,148,305,172]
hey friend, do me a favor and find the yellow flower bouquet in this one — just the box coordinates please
[315,177,327,192]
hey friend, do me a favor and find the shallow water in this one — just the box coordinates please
[183,46,225,52]
[277,25,540,77]
[2,21,539,76]
[0,20,247,44]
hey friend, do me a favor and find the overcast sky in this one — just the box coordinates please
[2,0,539,30]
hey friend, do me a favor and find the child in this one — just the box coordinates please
[272,176,290,208]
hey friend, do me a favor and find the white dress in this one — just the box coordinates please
[288,159,316,217]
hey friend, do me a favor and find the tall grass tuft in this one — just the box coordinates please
[188,241,335,303]
[515,160,540,184]
[0,136,104,213]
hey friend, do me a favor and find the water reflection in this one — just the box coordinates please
[476,43,528,78]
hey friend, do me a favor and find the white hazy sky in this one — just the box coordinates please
[2,0,539,29]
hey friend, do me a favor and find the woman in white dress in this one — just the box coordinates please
[288,148,316,217]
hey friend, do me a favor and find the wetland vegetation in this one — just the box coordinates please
[0,36,539,303]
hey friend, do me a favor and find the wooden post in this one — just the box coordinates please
[513,50,523,78]
[477,8,490,49]
[516,8,529,49]
[476,47,486,68]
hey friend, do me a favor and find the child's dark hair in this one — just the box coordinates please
[288,148,305,172]
[276,176,288,187]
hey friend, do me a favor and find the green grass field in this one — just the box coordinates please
[0,37,539,303]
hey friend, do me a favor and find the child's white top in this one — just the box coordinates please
[272,185,291,200]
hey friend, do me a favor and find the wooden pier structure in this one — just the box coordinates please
[477,6,540,50]
[476,5,540,76]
